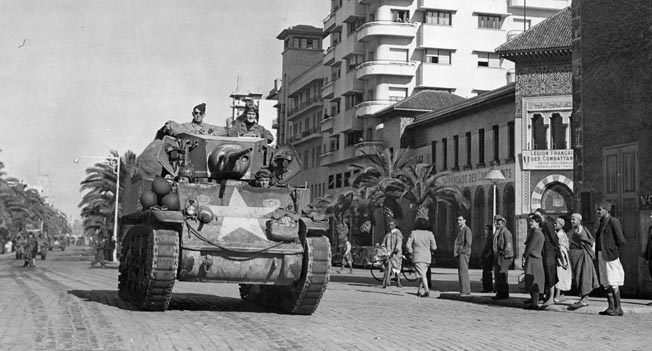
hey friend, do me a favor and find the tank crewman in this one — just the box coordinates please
[161,103,227,137]
[227,102,274,143]
[253,168,273,188]
[268,154,293,186]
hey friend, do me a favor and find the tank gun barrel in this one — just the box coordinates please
[225,147,252,162]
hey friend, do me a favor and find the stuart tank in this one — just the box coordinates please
[118,130,331,314]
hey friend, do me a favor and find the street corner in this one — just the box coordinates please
[438,291,652,315]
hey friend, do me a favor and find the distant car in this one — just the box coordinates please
[50,238,66,251]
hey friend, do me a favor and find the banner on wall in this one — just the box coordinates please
[522,149,573,170]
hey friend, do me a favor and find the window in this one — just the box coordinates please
[550,113,566,149]
[508,121,515,160]
[331,32,341,46]
[344,171,351,187]
[336,173,342,188]
[442,138,448,170]
[331,66,341,80]
[465,132,472,167]
[328,175,334,189]
[531,114,547,150]
[478,15,502,29]
[388,87,408,101]
[346,130,363,146]
[431,140,437,166]
[453,135,459,169]
[345,93,363,109]
[388,48,409,62]
[424,49,452,64]
[330,100,340,115]
[478,128,485,165]
[304,150,309,168]
[493,125,499,163]
[366,128,374,141]
[477,52,501,68]
[348,18,364,35]
[391,9,410,22]
[292,37,320,49]
[347,54,363,71]
[514,18,531,30]
[424,10,451,25]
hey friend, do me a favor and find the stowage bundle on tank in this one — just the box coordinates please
[118,119,331,314]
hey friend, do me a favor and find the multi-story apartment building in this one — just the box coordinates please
[319,0,570,193]
[276,25,329,200]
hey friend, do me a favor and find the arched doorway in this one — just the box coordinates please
[531,175,574,230]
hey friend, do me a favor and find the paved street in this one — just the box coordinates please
[1,247,651,351]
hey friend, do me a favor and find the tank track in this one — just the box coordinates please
[258,236,331,315]
[118,225,179,311]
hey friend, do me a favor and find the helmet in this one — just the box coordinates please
[178,165,195,183]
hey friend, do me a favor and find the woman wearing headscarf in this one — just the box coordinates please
[554,217,572,303]
[567,213,600,310]
[523,213,545,310]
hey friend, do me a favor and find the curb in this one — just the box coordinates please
[438,292,652,314]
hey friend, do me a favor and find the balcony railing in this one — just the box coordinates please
[323,46,335,65]
[320,116,334,132]
[323,11,336,32]
[287,97,324,117]
[355,100,395,118]
[356,60,418,80]
[321,80,335,99]
[354,140,385,155]
[357,21,418,41]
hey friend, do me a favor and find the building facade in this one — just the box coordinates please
[572,0,652,297]
[496,7,573,265]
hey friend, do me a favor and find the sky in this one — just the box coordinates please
[0,0,329,221]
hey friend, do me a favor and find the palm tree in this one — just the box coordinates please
[350,147,414,228]
[399,163,469,222]
[313,190,357,242]
[78,150,138,242]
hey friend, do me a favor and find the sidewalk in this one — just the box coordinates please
[331,266,652,314]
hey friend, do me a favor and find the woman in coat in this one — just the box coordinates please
[554,217,572,303]
[406,218,437,298]
[523,214,545,310]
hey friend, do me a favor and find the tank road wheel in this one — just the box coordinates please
[270,236,331,315]
[118,225,179,311]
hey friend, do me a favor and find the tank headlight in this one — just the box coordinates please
[197,207,214,224]
[185,200,198,216]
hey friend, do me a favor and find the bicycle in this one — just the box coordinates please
[370,254,418,282]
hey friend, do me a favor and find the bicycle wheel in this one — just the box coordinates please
[370,259,385,282]
[402,263,418,282]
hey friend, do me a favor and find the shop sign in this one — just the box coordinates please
[522,149,573,170]
[439,165,513,187]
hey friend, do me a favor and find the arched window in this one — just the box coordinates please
[531,114,547,150]
[550,113,566,149]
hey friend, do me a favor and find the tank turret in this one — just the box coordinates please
[207,145,252,179]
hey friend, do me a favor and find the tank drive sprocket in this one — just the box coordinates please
[118,225,179,311]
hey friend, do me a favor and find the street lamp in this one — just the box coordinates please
[74,155,120,262]
[484,163,505,232]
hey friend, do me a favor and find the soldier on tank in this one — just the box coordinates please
[227,103,274,143]
[160,103,227,137]
[253,168,273,188]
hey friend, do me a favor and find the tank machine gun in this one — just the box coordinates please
[119,132,330,314]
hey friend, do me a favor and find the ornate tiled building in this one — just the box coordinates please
[496,8,573,261]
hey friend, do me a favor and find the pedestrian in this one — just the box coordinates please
[481,224,494,293]
[492,215,513,300]
[534,208,560,308]
[454,215,472,296]
[566,213,600,310]
[336,237,353,274]
[641,211,652,306]
[382,219,403,288]
[523,213,545,310]
[594,201,626,316]
[406,218,437,298]
[553,217,572,303]
[24,233,38,267]
[89,236,107,268]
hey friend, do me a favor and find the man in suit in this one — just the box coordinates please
[595,201,626,316]
[454,215,472,296]
[492,215,513,300]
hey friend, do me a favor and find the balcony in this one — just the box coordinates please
[319,151,334,165]
[416,63,456,90]
[271,118,278,129]
[357,21,418,42]
[356,60,418,80]
[291,128,322,145]
[323,11,336,32]
[287,98,323,118]
[321,80,334,99]
[355,100,394,118]
[323,46,335,66]
[320,116,334,133]
[354,140,385,155]
[508,0,570,10]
